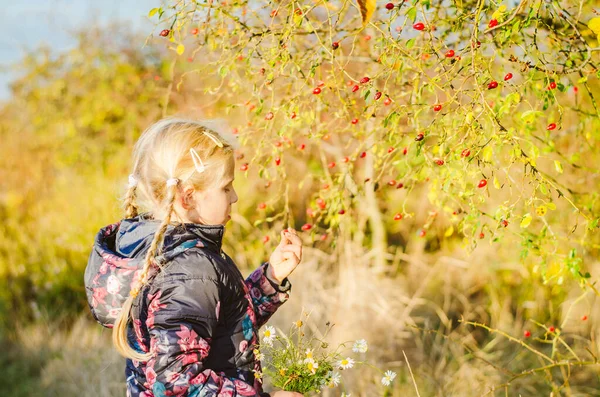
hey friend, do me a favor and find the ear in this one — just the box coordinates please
[180,187,196,210]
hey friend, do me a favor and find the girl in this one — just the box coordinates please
[85,118,303,397]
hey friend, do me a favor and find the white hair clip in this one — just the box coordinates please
[202,130,224,148]
[128,174,138,188]
[166,178,179,187]
[190,148,207,173]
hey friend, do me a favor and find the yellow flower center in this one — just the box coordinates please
[264,330,271,338]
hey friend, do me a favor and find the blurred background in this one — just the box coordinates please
[1,1,600,396]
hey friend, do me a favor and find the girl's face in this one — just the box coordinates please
[180,172,238,226]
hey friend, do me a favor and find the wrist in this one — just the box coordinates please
[265,262,284,284]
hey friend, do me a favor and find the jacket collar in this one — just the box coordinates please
[119,212,225,257]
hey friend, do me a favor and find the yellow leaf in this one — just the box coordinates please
[588,17,600,35]
[491,5,507,21]
[482,146,493,162]
[589,17,600,42]
[357,0,376,26]
[520,213,532,228]
[444,225,454,237]
[493,175,500,189]
[546,202,556,210]
[554,160,563,174]
[176,44,185,55]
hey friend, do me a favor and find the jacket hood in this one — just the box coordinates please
[84,212,226,328]
[115,212,226,260]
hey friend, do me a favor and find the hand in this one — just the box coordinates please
[268,228,303,283]
[271,391,304,397]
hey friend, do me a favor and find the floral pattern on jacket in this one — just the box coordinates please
[85,213,291,397]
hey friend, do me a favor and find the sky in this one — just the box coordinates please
[0,0,157,100]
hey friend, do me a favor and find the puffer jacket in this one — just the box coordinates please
[85,212,292,397]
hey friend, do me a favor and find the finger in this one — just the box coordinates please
[283,232,302,246]
[281,245,302,258]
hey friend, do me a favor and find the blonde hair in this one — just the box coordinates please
[114,117,237,361]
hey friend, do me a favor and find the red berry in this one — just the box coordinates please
[415,133,424,141]
[461,149,471,157]
[394,213,403,221]
[262,235,270,244]
[332,42,339,50]
[501,219,508,227]
[548,326,556,333]
[413,22,425,31]
[478,179,487,188]
[549,81,557,90]
[338,209,346,215]
[524,330,531,338]
[385,2,395,10]
[291,112,297,119]
[360,76,370,84]
[265,112,274,120]
[388,179,397,186]
[402,147,408,155]
[573,86,578,93]
[387,147,395,153]
[374,91,382,100]
[313,87,322,95]
[322,183,330,189]
[445,49,455,58]
[191,28,199,35]
[360,151,367,158]
[434,159,444,166]
[582,315,588,321]
[320,234,328,241]
[547,123,557,131]
[488,81,498,89]
[351,118,359,124]
[488,19,498,28]
[301,223,312,231]
[418,229,427,237]
[396,182,403,189]
[240,163,249,171]
[270,10,278,17]
[384,97,392,106]
[343,156,350,163]
[275,157,281,166]
[159,29,170,37]
[351,85,359,92]
[298,143,306,150]
[504,73,513,81]
[258,203,267,210]
[479,232,485,239]
[328,161,336,168]
[433,104,442,112]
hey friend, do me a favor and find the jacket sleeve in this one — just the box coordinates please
[143,257,268,397]
[244,261,291,329]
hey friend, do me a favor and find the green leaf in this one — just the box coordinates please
[219,65,229,77]
[554,160,563,174]
[406,7,417,22]
[521,110,543,124]
[406,38,416,49]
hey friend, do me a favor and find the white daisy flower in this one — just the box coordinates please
[327,371,341,387]
[381,370,397,386]
[341,393,351,397]
[305,358,319,374]
[253,349,265,361]
[262,325,276,345]
[336,357,355,370]
[352,339,368,353]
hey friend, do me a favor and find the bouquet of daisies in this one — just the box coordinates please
[253,313,397,395]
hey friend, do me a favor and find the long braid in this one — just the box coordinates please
[124,185,139,219]
[112,179,179,361]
